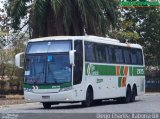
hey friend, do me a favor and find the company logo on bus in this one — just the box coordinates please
[87,64,99,76]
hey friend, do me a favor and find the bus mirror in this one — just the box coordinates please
[69,50,76,65]
[15,52,24,69]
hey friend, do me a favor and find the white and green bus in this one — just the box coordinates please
[15,36,145,109]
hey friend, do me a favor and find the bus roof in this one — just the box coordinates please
[29,35,119,42]
[29,35,142,49]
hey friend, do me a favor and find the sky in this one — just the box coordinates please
[0,0,5,8]
[0,0,6,16]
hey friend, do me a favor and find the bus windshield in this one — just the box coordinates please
[24,54,71,84]
[24,41,72,84]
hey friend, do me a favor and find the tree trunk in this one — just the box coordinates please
[69,1,84,36]
[44,2,65,36]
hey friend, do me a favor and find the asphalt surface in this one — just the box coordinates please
[0,93,160,119]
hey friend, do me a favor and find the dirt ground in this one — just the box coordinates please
[0,95,25,106]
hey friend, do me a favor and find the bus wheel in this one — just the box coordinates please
[131,86,137,102]
[42,102,51,109]
[125,86,132,103]
[82,88,93,107]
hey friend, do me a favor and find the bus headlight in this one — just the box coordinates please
[24,88,33,92]
[59,87,73,92]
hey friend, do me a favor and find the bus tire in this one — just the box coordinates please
[82,87,93,107]
[131,85,137,102]
[118,86,132,103]
[42,102,51,109]
[125,86,132,103]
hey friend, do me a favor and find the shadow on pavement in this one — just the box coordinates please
[35,99,143,110]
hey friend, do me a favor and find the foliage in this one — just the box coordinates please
[0,31,26,94]
[7,0,117,38]
[0,1,9,48]
[120,8,160,66]
[109,8,141,43]
[138,9,160,66]
[109,31,140,43]
[109,7,160,67]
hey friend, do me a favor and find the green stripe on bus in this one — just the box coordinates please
[118,77,122,87]
[23,82,72,89]
[132,67,145,76]
[118,77,126,87]
[129,67,133,76]
[120,66,124,76]
[85,63,144,76]
[86,64,116,76]
[95,65,116,76]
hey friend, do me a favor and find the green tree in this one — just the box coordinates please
[138,9,160,66]
[109,8,140,43]
[110,7,160,66]
[0,1,9,48]
[7,0,117,38]
[122,8,160,66]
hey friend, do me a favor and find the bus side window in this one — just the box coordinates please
[136,49,143,65]
[131,49,138,65]
[94,44,106,63]
[108,46,116,63]
[85,42,95,62]
[105,46,109,63]
[123,48,131,64]
[74,40,83,85]
[94,44,98,62]
[115,46,124,64]
[100,45,107,63]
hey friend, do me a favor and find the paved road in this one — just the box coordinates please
[0,93,160,114]
[0,93,160,119]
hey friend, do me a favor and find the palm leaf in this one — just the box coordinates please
[7,0,117,37]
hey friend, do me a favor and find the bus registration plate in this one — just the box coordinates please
[42,96,50,99]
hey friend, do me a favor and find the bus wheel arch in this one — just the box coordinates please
[82,85,94,107]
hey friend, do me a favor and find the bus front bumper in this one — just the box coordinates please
[24,90,77,103]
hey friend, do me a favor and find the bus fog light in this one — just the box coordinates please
[65,98,70,101]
